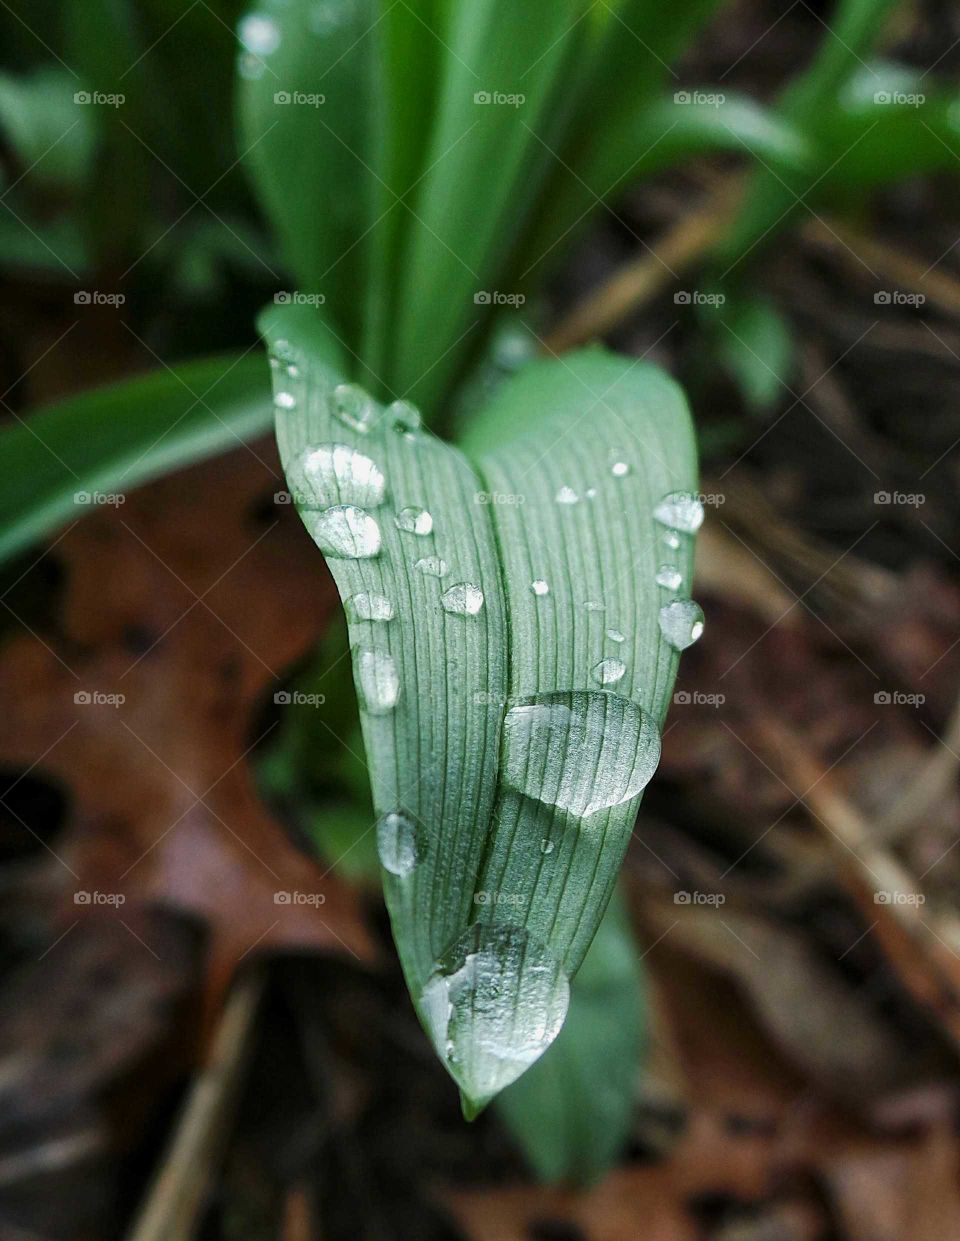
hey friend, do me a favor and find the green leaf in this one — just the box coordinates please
[264,302,698,1114]
[496,886,644,1185]
[715,294,795,414]
[0,67,95,190]
[0,352,272,565]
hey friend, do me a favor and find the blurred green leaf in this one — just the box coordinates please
[715,294,795,414]
[0,67,94,190]
[496,887,644,1186]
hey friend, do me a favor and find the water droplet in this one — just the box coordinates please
[531,580,550,597]
[441,583,484,615]
[353,647,400,713]
[606,628,625,644]
[654,491,704,533]
[655,564,682,590]
[540,839,555,855]
[388,399,421,433]
[395,506,433,535]
[555,486,579,505]
[310,0,354,35]
[348,592,394,622]
[592,658,626,685]
[662,530,681,551]
[585,487,597,499]
[237,52,265,80]
[501,690,661,818]
[421,923,570,1110]
[584,600,605,612]
[333,383,377,434]
[611,461,630,477]
[291,443,386,508]
[415,556,447,577]
[273,390,296,410]
[659,599,704,650]
[377,811,421,876]
[304,505,380,559]
[238,13,281,55]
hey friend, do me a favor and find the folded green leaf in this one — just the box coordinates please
[0,353,271,565]
[495,886,645,1185]
[264,302,699,1114]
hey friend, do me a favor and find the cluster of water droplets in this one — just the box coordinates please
[652,490,705,651]
[237,12,281,80]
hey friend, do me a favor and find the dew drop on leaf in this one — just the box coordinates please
[662,530,681,551]
[611,461,630,477]
[333,382,377,434]
[540,839,555,855]
[530,579,550,596]
[606,628,625,643]
[292,444,386,508]
[387,399,421,433]
[377,811,422,876]
[348,592,394,622]
[304,505,381,559]
[440,583,484,615]
[591,658,626,686]
[653,490,704,533]
[238,13,281,54]
[501,691,661,817]
[420,923,570,1110]
[415,556,448,577]
[655,564,682,590]
[555,486,579,505]
[658,598,704,650]
[395,506,433,535]
[353,647,400,713]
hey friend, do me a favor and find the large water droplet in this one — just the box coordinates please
[348,592,394,622]
[238,13,281,54]
[659,599,704,650]
[611,461,630,477]
[420,923,569,1110]
[501,691,661,818]
[292,443,386,508]
[377,811,421,876]
[555,486,578,505]
[304,505,380,558]
[592,658,626,685]
[353,647,400,713]
[654,491,704,533]
[333,383,377,434]
[441,583,484,615]
[395,506,433,535]
[531,579,550,597]
[273,390,296,411]
[655,564,682,591]
[415,556,447,577]
[387,399,421,433]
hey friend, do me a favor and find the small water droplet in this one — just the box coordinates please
[415,556,447,577]
[501,691,661,817]
[395,506,433,535]
[237,52,265,79]
[387,399,421,433]
[348,592,394,622]
[585,487,597,499]
[611,461,630,477]
[592,658,626,685]
[606,628,625,643]
[659,599,704,650]
[377,811,421,876]
[333,383,377,434]
[238,13,281,55]
[291,443,386,508]
[540,839,555,855]
[654,491,704,533]
[555,486,579,505]
[655,564,682,590]
[441,583,484,615]
[420,923,570,1110]
[531,580,550,597]
[305,505,380,558]
[584,600,605,612]
[353,647,400,713]
[662,530,681,551]
[273,390,296,410]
